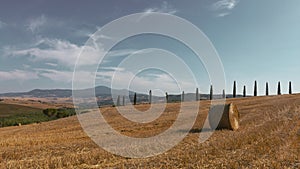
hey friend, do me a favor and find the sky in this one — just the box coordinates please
[0,0,300,96]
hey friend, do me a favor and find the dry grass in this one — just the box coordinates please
[0,94,299,168]
[0,103,42,118]
[1,97,73,109]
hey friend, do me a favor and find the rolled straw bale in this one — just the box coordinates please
[208,103,240,130]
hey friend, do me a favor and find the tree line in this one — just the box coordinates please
[114,81,294,106]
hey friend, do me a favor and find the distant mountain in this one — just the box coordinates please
[0,86,132,98]
[0,89,70,98]
[0,86,244,107]
[0,86,244,99]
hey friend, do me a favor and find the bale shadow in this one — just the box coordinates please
[177,128,213,133]
[189,128,213,133]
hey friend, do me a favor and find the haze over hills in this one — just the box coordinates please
[0,86,243,104]
[0,86,127,98]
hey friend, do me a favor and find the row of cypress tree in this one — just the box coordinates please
[115,81,293,106]
[232,81,292,98]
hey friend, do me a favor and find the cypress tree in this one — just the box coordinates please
[210,85,213,100]
[277,81,281,95]
[133,92,137,105]
[122,96,125,106]
[149,90,152,104]
[243,85,246,97]
[266,82,269,96]
[196,88,199,101]
[222,89,226,99]
[289,81,292,94]
[165,92,168,103]
[182,91,185,102]
[116,95,120,106]
[254,81,257,96]
[233,81,236,98]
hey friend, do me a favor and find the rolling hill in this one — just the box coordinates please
[0,94,299,168]
[0,86,114,98]
[0,86,243,99]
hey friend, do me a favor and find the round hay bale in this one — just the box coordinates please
[208,103,240,130]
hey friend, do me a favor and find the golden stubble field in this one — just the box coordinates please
[1,97,73,109]
[0,94,299,168]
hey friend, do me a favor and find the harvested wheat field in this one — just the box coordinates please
[1,97,73,109]
[0,94,299,168]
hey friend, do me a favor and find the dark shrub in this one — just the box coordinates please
[43,108,57,117]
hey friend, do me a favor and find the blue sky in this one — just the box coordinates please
[0,0,299,95]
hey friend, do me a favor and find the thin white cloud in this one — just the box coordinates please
[106,49,138,57]
[45,62,58,67]
[143,1,177,15]
[4,37,189,89]
[0,20,6,28]
[0,67,94,88]
[27,15,47,33]
[37,68,96,88]
[96,69,197,94]
[5,37,142,68]
[38,69,73,83]
[212,0,239,10]
[7,38,101,67]
[217,12,230,17]
[88,30,114,41]
[0,70,39,81]
[100,67,125,72]
[212,0,239,17]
